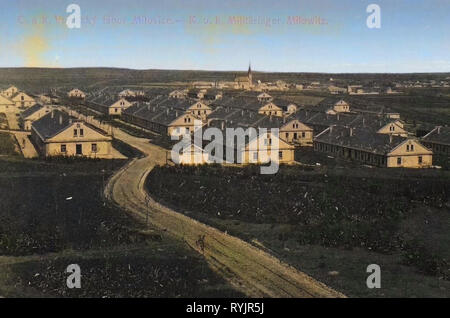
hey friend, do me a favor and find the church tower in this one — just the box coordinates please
[248,62,252,86]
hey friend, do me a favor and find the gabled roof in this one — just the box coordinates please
[334,100,349,106]
[188,101,211,111]
[303,112,358,128]
[130,103,199,126]
[11,91,34,101]
[0,94,14,105]
[208,107,264,129]
[32,109,109,140]
[422,126,450,145]
[348,115,405,133]
[21,103,44,119]
[245,130,295,149]
[256,116,289,129]
[280,119,313,131]
[156,97,196,110]
[32,110,77,139]
[68,88,85,94]
[109,97,133,108]
[315,125,406,155]
[272,99,296,108]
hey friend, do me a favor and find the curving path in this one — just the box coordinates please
[65,107,345,298]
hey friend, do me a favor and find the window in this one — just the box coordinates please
[411,144,414,151]
[279,151,283,159]
[79,129,84,137]
[285,133,289,138]
[302,132,306,138]
[91,143,98,153]
[253,152,258,160]
[418,156,423,164]
[397,157,402,165]
[73,129,78,137]
[61,144,67,153]
[406,145,410,151]
[115,108,118,113]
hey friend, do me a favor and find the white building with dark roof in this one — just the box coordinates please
[31,110,112,158]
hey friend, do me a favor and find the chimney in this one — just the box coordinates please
[51,110,54,118]
[59,115,63,125]
[176,110,178,117]
[337,113,340,121]
[437,126,441,134]
[350,127,353,136]
[363,118,366,126]
[241,109,244,116]
[389,134,393,144]
[166,108,169,115]
[330,126,333,134]
[221,121,225,130]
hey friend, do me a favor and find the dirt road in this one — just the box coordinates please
[64,107,345,298]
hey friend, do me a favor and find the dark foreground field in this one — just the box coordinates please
[0,156,242,297]
[146,164,450,297]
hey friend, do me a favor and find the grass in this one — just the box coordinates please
[145,164,450,297]
[345,89,450,127]
[0,156,242,297]
[1,243,242,298]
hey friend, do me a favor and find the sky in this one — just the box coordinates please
[0,0,449,73]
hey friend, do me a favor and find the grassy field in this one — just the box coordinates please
[345,89,450,127]
[268,91,325,106]
[0,156,242,297]
[146,164,450,297]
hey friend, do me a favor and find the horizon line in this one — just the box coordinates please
[0,66,449,75]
